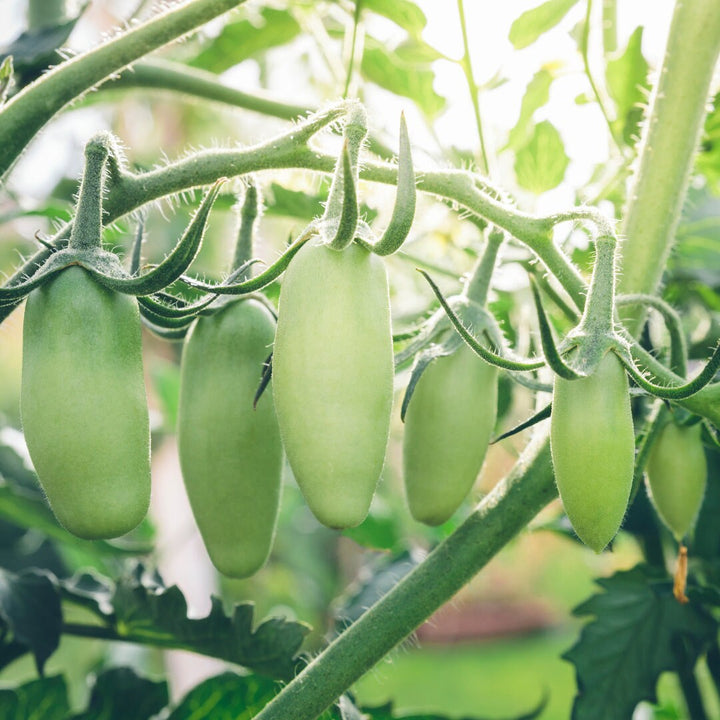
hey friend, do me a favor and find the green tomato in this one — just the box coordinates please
[646,420,706,540]
[178,298,282,578]
[550,352,635,552]
[403,344,498,525]
[272,240,393,529]
[21,266,150,539]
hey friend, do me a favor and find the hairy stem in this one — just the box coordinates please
[618,0,720,333]
[0,0,246,179]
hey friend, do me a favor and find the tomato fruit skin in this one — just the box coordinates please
[178,298,282,578]
[272,240,393,529]
[646,421,706,540]
[21,266,151,539]
[403,344,498,525]
[550,352,635,552]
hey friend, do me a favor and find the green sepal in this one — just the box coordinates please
[491,402,552,444]
[137,300,196,330]
[253,352,273,409]
[137,291,218,321]
[325,144,358,251]
[129,216,145,276]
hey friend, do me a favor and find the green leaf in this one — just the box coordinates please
[361,42,445,118]
[362,0,427,36]
[506,68,554,151]
[190,7,301,74]
[696,92,720,194]
[0,568,62,673]
[167,672,278,719]
[0,56,12,105]
[509,0,581,49]
[605,26,650,146]
[342,497,403,552]
[564,566,718,720]
[514,121,569,193]
[72,667,168,720]
[61,564,310,680]
[0,675,69,720]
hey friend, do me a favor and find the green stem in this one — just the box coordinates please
[0,0,245,179]
[463,228,503,306]
[254,435,556,720]
[232,183,259,276]
[342,1,362,99]
[457,0,490,175]
[618,0,720,334]
[577,235,616,337]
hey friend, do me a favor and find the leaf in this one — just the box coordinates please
[0,568,62,673]
[362,0,427,36]
[72,667,168,720]
[342,496,403,552]
[696,92,720,194]
[514,121,569,193]
[0,675,69,720]
[605,27,650,146]
[360,696,547,719]
[361,42,445,118]
[506,68,554,151]
[168,672,278,720]
[0,56,12,105]
[509,0,581,49]
[61,564,310,680]
[564,565,718,720]
[190,7,301,74]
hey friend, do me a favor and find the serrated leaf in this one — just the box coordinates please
[191,7,301,74]
[72,667,168,720]
[362,0,427,36]
[509,0,581,49]
[168,672,278,719]
[564,566,717,720]
[0,675,69,720]
[361,42,445,118]
[514,121,568,193]
[0,568,62,673]
[506,68,553,151]
[61,564,309,680]
[605,26,650,146]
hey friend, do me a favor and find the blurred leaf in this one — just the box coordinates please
[506,68,554,151]
[605,27,650,146]
[168,672,277,719]
[509,0,581,49]
[0,567,61,673]
[0,56,12,105]
[697,92,720,193]
[190,7,301,74]
[692,447,720,561]
[151,359,182,432]
[362,0,427,36]
[361,696,547,719]
[514,121,569,193]
[393,38,445,65]
[72,667,168,720]
[0,675,69,720]
[342,496,403,552]
[361,41,445,118]
[564,565,717,720]
[60,564,310,680]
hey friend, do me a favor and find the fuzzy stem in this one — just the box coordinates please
[578,235,616,337]
[255,434,556,720]
[0,0,246,179]
[232,183,259,276]
[618,0,720,334]
[463,228,503,306]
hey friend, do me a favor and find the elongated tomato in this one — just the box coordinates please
[21,266,151,539]
[550,352,635,552]
[403,344,498,525]
[646,420,706,540]
[272,240,393,529]
[178,298,282,577]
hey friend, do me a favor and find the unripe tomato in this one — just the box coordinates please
[550,352,635,552]
[272,240,393,529]
[21,266,151,539]
[403,344,498,525]
[646,420,706,540]
[178,298,282,578]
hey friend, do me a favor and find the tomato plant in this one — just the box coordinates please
[0,1,719,719]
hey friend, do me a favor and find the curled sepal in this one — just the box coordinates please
[179,229,313,295]
[253,352,273,409]
[529,277,584,381]
[129,216,145,276]
[400,334,463,422]
[139,318,190,341]
[420,270,545,372]
[394,307,451,368]
[616,294,688,376]
[138,299,196,330]
[491,402,552,444]
[0,262,67,303]
[138,291,218,321]
[371,114,416,257]
[92,179,225,296]
[325,144,358,251]
[617,340,720,400]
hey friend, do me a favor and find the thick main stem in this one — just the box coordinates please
[255,436,556,720]
[0,0,245,179]
[618,0,720,334]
